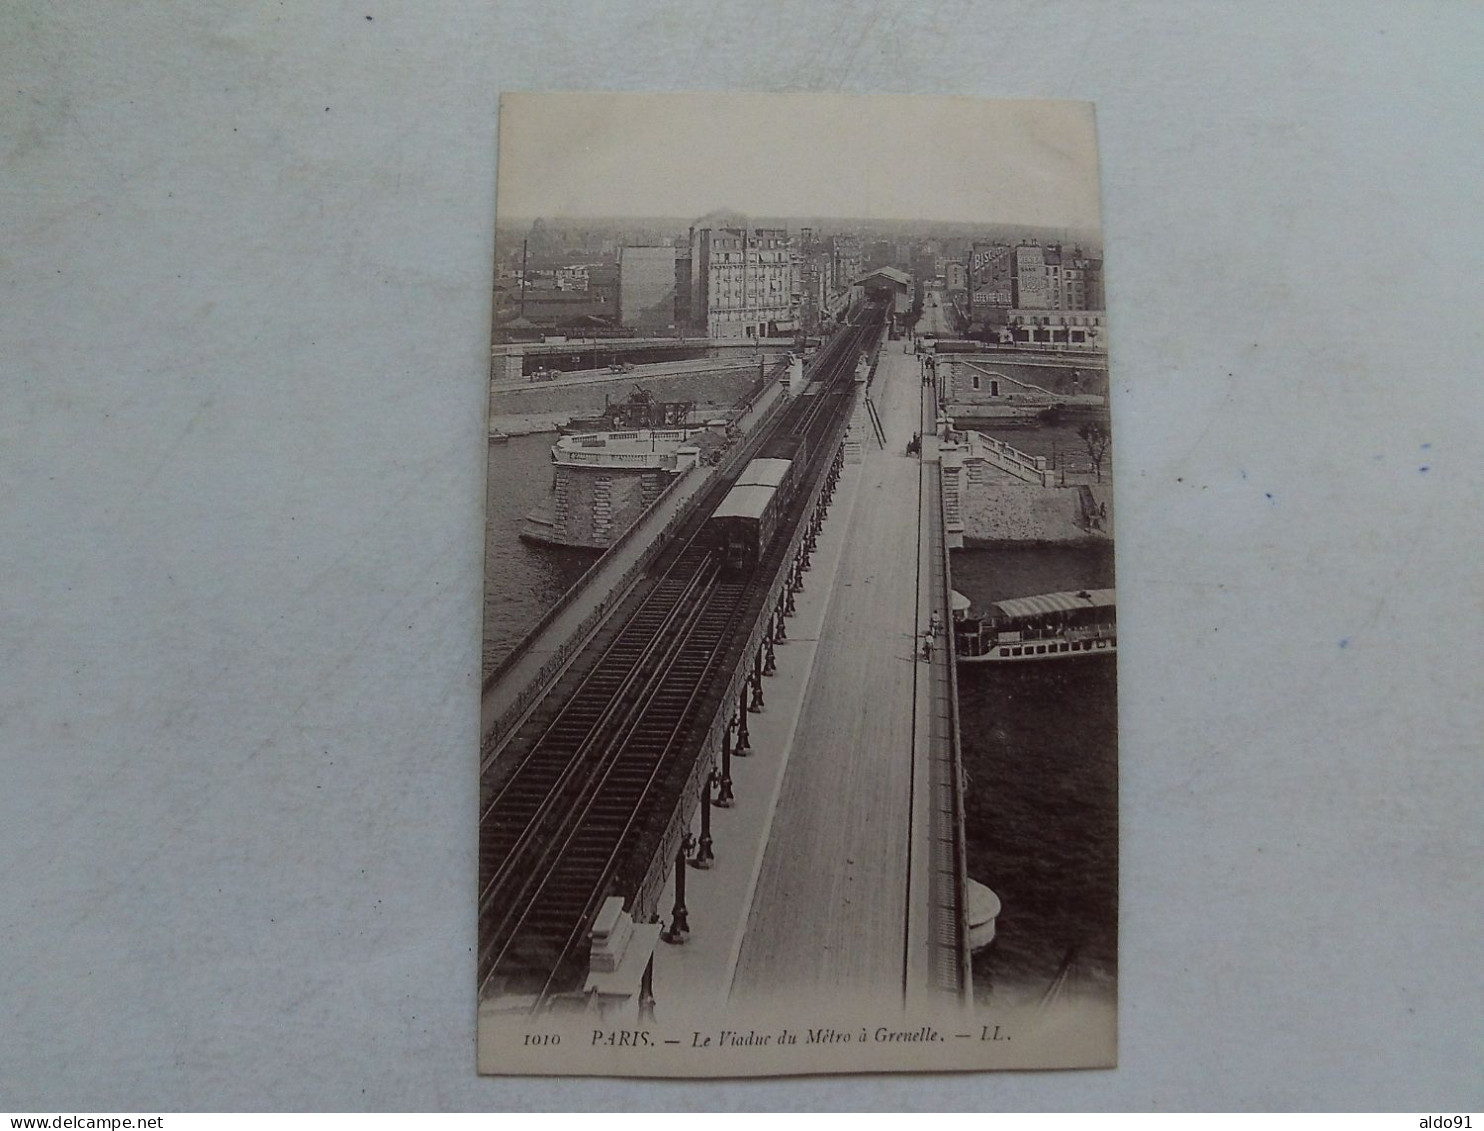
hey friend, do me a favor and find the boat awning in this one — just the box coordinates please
[993,588,1116,620]
[951,590,972,613]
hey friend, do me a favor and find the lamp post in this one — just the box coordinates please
[716,722,735,808]
[660,835,695,944]
[690,772,716,869]
[735,698,751,755]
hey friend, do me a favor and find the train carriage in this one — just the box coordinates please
[749,434,809,505]
[735,458,791,490]
[757,434,807,474]
[708,484,781,573]
[705,432,813,573]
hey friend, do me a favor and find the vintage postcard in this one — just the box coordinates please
[479,92,1116,1076]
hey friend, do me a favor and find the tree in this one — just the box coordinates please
[1077,422,1111,482]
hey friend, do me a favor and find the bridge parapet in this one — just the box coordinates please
[554,429,706,471]
[964,430,1053,486]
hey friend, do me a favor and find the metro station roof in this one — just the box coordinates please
[853,266,912,289]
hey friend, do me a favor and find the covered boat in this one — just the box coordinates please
[955,588,1116,663]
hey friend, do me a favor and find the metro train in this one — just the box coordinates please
[702,306,882,573]
[705,434,809,573]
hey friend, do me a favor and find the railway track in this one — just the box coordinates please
[479,303,886,1004]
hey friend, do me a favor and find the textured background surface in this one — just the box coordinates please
[3,0,1481,1110]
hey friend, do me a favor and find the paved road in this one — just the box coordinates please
[921,285,955,338]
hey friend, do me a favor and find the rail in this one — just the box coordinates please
[479,549,743,997]
[481,463,686,696]
[537,567,756,1001]
[479,563,715,911]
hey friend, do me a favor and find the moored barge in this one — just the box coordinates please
[954,588,1116,663]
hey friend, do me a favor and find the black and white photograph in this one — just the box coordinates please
[478,92,1116,1076]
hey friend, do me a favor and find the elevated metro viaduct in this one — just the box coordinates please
[477,305,970,1046]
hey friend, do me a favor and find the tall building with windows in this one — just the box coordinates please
[1013,243,1051,309]
[1043,246,1064,308]
[688,226,796,338]
[970,242,1014,309]
[798,254,826,333]
[1059,249,1104,311]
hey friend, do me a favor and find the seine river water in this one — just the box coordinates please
[482,433,596,678]
[950,543,1118,1006]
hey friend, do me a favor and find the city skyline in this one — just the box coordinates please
[496,92,1102,232]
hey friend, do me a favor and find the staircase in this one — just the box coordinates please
[941,464,964,549]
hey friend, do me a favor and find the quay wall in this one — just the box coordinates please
[492,337,795,372]
[535,465,671,549]
[941,426,1114,545]
[938,351,1108,401]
